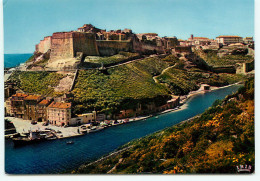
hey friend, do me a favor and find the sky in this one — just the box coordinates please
[3,0,255,54]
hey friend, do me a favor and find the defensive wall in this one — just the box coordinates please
[49,32,99,60]
[133,40,165,54]
[36,36,52,54]
[96,40,133,56]
[236,61,254,74]
[36,32,166,61]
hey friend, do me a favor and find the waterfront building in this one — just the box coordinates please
[47,102,72,126]
[24,94,43,121]
[116,109,135,119]
[77,111,97,124]
[96,113,106,121]
[157,96,180,112]
[216,35,243,45]
[5,97,13,116]
[10,93,28,119]
[37,99,52,122]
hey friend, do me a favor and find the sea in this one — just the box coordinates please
[4,54,33,68]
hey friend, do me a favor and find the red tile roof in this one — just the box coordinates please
[24,95,42,101]
[12,93,28,98]
[48,102,71,109]
[193,37,209,39]
[38,99,50,105]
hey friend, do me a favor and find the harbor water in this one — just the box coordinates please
[5,84,242,174]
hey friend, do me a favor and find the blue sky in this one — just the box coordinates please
[3,0,254,53]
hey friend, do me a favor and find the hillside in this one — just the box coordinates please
[194,49,254,67]
[73,78,254,174]
[72,56,171,114]
[8,71,65,96]
[72,55,245,114]
[8,54,247,115]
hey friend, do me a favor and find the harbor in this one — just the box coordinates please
[5,84,242,174]
[5,82,241,147]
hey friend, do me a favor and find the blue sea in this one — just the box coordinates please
[4,54,33,68]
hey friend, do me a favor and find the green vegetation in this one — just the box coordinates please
[8,71,64,96]
[196,50,254,67]
[83,52,140,67]
[25,54,36,63]
[72,56,170,114]
[74,78,254,174]
[156,67,245,95]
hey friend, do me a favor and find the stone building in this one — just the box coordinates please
[243,37,254,44]
[24,95,43,121]
[76,111,97,124]
[47,102,72,126]
[188,35,212,46]
[37,99,52,122]
[5,97,13,116]
[4,82,17,100]
[10,93,28,119]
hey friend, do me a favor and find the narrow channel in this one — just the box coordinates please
[5,84,242,174]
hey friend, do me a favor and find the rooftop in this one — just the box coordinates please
[217,35,242,38]
[12,93,28,98]
[193,37,210,40]
[24,95,42,101]
[48,102,71,109]
[38,99,50,105]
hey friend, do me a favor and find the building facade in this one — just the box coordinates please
[37,99,52,122]
[24,95,43,121]
[47,102,72,126]
[77,111,97,124]
[10,93,28,119]
[216,35,243,45]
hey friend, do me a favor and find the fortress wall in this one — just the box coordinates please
[133,40,164,54]
[36,36,52,53]
[212,66,236,73]
[236,61,254,74]
[72,32,99,56]
[50,32,74,60]
[96,40,133,56]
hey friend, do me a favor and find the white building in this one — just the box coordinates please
[216,35,243,45]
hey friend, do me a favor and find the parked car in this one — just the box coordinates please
[31,121,37,125]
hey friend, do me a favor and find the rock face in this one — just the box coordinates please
[54,76,74,92]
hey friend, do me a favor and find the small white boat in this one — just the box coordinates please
[66,141,74,144]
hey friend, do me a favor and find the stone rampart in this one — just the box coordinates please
[133,40,164,55]
[50,32,74,60]
[50,32,99,60]
[236,61,254,74]
[212,66,236,73]
[36,36,52,53]
[73,32,99,56]
[96,40,133,56]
